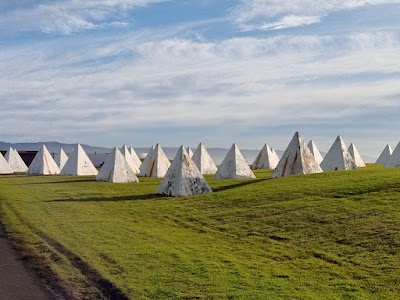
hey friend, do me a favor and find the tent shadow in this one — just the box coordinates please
[212,178,271,192]
[22,179,96,185]
[45,193,160,203]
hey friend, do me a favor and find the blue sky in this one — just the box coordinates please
[1,0,400,157]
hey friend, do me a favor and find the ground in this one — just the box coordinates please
[0,165,399,299]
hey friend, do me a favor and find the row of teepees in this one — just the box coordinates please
[1,131,386,197]
[0,145,99,175]
[271,133,367,177]
[375,143,400,168]
[0,133,365,180]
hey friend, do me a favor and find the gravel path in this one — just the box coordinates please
[0,224,53,300]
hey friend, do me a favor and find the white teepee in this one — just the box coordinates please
[139,145,155,175]
[376,144,392,164]
[129,146,142,172]
[192,143,218,174]
[28,145,60,175]
[139,144,171,177]
[251,144,279,170]
[156,146,212,197]
[348,143,366,167]
[272,132,322,178]
[187,147,194,158]
[0,152,13,174]
[4,147,28,173]
[214,144,255,179]
[307,140,323,165]
[120,145,141,174]
[271,147,280,162]
[320,136,357,171]
[96,148,139,183]
[384,142,400,168]
[60,144,98,176]
[54,148,68,170]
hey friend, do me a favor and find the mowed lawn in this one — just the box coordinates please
[0,165,400,299]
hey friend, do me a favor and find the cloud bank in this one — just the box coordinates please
[0,1,399,155]
[231,0,400,30]
[1,30,399,149]
[0,0,166,34]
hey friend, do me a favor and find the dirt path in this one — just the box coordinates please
[0,224,53,300]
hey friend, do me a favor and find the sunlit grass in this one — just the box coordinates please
[0,164,399,299]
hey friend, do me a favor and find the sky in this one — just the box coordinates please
[1,0,400,157]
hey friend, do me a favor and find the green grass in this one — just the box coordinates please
[0,165,400,299]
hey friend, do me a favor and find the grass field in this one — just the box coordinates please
[0,165,400,299]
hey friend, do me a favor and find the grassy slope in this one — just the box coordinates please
[0,165,399,299]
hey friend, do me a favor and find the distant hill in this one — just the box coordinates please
[0,141,110,154]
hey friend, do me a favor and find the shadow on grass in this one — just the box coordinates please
[213,178,270,192]
[46,193,160,203]
[19,179,96,185]
[43,178,272,202]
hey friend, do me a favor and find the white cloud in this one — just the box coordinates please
[0,11,399,153]
[1,1,399,155]
[1,32,399,134]
[251,15,321,31]
[0,0,167,34]
[231,0,400,30]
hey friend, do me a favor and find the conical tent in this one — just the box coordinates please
[271,147,280,162]
[4,147,28,173]
[139,145,155,175]
[192,143,218,174]
[97,148,139,183]
[129,147,142,171]
[120,145,141,174]
[139,144,171,177]
[0,152,13,174]
[54,148,68,170]
[384,141,400,168]
[60,144,98,176]
[376,144,392,164]
[28,145,60,175]
[214,144,255,179]
[307,140,323,165]
[348,143,366,167]
[187,147,194,158]
[156,146,212,197]
[272,132,322,178]
[320,136,357,171]
[251,143,279,170]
